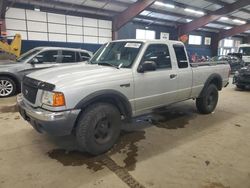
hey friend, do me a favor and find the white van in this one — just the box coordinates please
[238,44,250,64]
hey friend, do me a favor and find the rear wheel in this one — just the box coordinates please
[76,103,121,155]
[0,76,16,97]
[196,84,218,114]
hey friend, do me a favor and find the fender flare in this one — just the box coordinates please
[198,73,223,98]
[74,89,132,120]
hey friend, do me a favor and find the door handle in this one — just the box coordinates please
[170,74,177,79]
[120,83,130,88]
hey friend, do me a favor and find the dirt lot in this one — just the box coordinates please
[0,81,249,188]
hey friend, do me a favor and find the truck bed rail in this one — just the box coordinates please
[190,61,228,67]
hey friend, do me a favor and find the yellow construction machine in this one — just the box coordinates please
[0,34,22,60]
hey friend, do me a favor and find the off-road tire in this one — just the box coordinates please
[76,103,121,155]
[196,84,218,114]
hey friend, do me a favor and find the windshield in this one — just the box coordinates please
[89,41,143,68]
[16,49,41,62]
[239,47,250,56]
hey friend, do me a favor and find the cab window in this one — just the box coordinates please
[173,45,189,68]
[141,44,172,69]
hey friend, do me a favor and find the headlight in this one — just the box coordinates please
[235,71,239,76]
[42,91,65,107]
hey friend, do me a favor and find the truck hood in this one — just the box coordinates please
[27,63,133,89]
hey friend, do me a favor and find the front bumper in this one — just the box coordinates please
[17,94,80,136]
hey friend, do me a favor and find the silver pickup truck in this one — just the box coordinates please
[17,40,230,155]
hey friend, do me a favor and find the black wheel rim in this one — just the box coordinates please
[206,90,217,109]
[94,117,113,145]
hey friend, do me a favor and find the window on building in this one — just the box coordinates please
[235,40,241,47]
[224,39,234,47]
[204,37,211,45]
[219,40,223,47]
[6,7,112,44]
[188,35,202,45]
[136,29,156,40]
[218,38,242,56]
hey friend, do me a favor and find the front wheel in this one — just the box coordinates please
[76,103,121,155]
[196,84,218,114]
[0,76,16,98]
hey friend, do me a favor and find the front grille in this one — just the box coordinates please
[22,77,40,104]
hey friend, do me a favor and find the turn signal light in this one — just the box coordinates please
[53,92,65,107]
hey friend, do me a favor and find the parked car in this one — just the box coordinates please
[238,44,250,65]
[17,39,230,155]
[0,47,92,97]
[227,53,245,73]
[211,54,244,74]
[233,65,250,89]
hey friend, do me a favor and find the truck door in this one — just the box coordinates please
[173,44,192,101]
[134,43,179,115]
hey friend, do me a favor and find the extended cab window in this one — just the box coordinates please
[142,44,171,69]
[61,51,77,63]
[80,52,91,61]
[34,50,58,64]
[173,45,189,68]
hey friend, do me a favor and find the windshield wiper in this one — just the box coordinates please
[98,62,119,69]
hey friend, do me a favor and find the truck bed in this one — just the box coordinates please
[190,62,230,98]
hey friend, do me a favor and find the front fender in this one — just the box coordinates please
[75,89,132,120]
[198,73,223,98]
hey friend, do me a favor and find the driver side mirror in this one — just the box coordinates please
[138,61,157,73]
[30,57,39,65]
